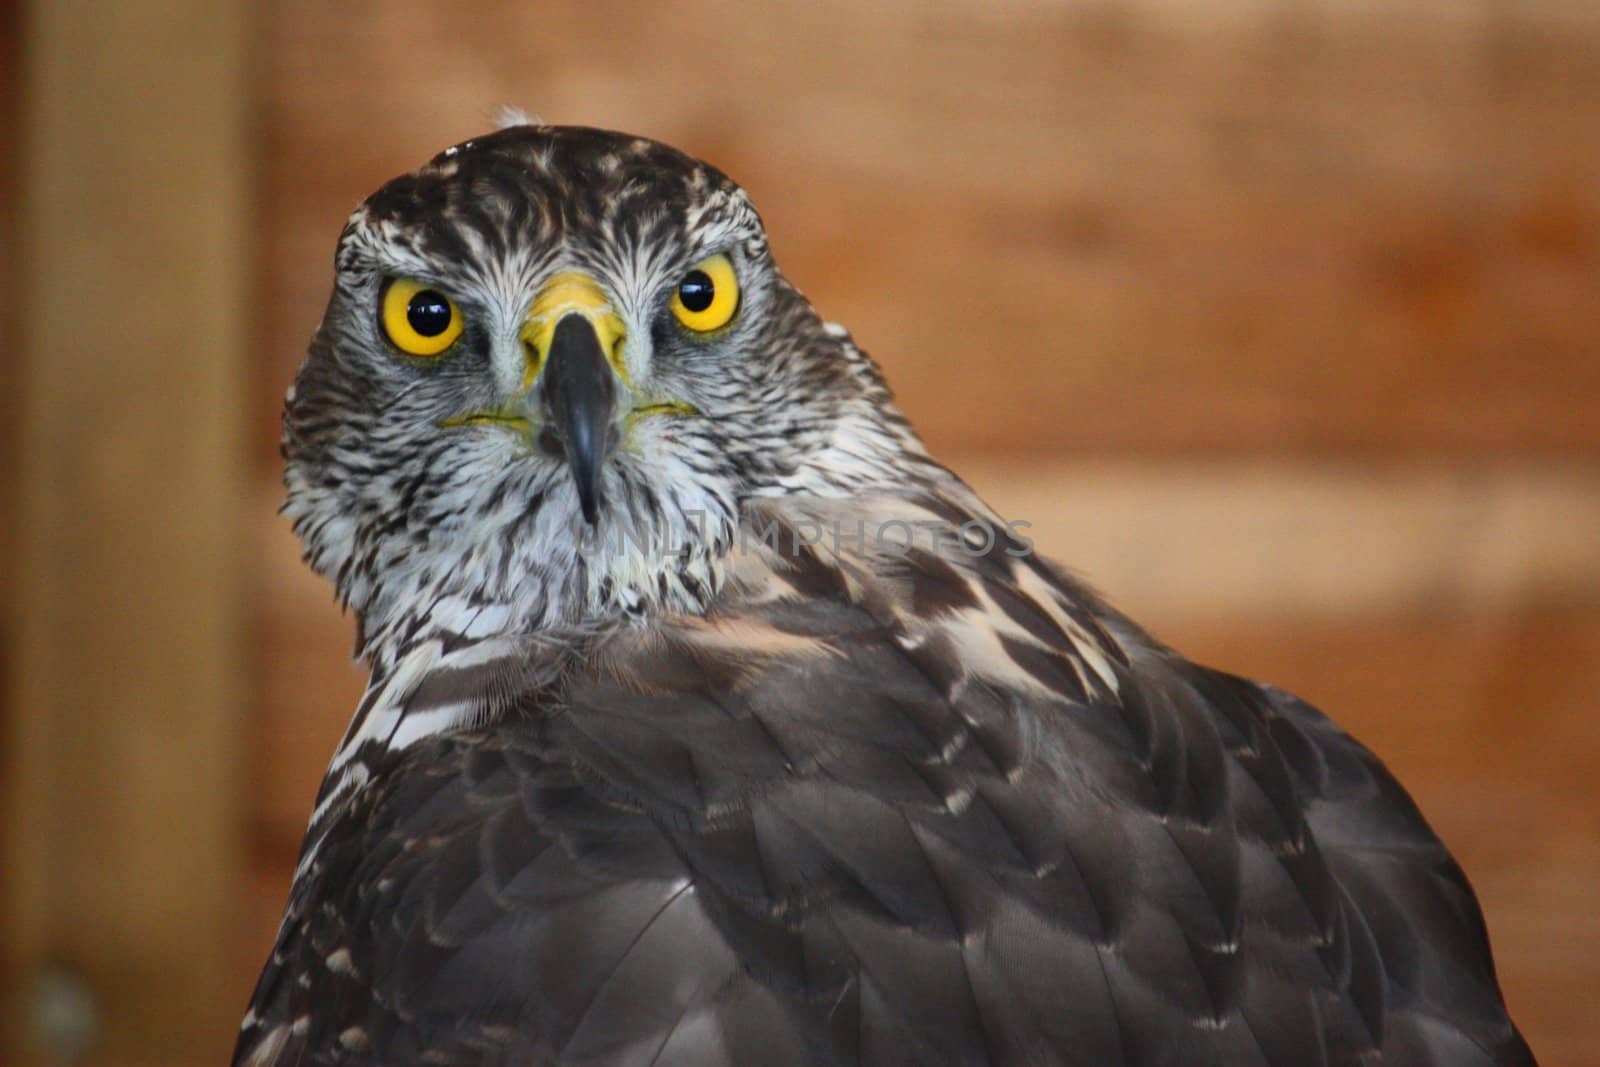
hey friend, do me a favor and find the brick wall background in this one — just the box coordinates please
[245,5,1600,1062]
[241,5,1600,1062]
[10,2,1595,1062]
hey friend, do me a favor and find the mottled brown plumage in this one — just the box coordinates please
[238,125,1533,1066]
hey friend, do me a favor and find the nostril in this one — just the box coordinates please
[536,426,563,457]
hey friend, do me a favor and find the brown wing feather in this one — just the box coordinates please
[236,491,1533,1066]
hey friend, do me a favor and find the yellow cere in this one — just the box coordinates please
[521,272,629,389]
[670,254,739,333]
[381,277,464,357]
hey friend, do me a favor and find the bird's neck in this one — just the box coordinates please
[349,514,733,682]
[347,396,933,679]
[298,468,1017,891]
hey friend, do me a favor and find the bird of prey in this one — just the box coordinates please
[236,122,1533,1066]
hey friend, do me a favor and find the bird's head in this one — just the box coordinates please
[283,123,923,666]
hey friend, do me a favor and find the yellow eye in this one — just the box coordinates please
[669,254,739,333]
[381,277,464,357]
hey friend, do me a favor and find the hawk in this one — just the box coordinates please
[237,122,1534,1066]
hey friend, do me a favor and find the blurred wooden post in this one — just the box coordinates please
[5,2,250,1063]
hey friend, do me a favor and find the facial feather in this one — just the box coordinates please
[282,125,924,675]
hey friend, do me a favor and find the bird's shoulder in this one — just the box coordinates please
[237,487,1532,1066]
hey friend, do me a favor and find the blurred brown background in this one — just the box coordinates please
[3,1,1598,1064]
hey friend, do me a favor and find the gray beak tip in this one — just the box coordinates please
[541,313,618,526]
[578,488,601,527]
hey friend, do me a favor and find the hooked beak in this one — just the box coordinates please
[443,271,694,526]
[539,313,617,525]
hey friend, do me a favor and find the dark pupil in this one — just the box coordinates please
[406,291,453,336]
[678,271,715,314]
